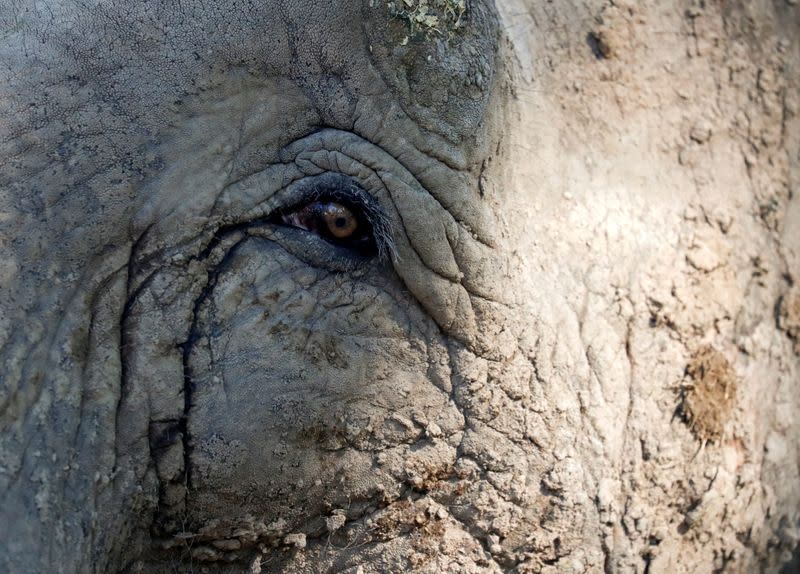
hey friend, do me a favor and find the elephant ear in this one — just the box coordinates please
[363,0,500,143]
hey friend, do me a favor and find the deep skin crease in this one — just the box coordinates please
[0,1,512,571]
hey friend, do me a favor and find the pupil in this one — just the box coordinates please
[335,217,347,228]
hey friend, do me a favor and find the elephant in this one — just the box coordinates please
[1,0,799,572]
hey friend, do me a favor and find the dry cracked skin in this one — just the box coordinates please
[0,0,799,573]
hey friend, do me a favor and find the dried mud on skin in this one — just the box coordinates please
[495,0,800,572]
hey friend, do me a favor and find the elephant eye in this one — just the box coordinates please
[272,199,377,255]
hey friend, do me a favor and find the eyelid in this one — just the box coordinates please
[246,224,374,273]
[277,200,365,242]
[261,172,395,261]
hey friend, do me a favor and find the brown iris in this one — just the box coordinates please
[321,203,358,238]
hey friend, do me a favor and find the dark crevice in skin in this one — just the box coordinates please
[177,276,215,493]
[116,225,154,474]
[603,541,614,574]
[123,219,247,534]
[174,230,250,494]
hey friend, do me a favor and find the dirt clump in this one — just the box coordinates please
[682,346,737,442]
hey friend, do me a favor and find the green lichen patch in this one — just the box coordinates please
[381,0,467,39]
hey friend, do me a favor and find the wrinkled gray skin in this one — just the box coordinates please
[2,0,800,573]
[0,1,511,571]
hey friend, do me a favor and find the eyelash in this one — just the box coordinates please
[267,179,395,261]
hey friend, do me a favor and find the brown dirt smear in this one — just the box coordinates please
[682,346,737,442]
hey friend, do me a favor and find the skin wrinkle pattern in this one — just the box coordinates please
[1,0,799,573]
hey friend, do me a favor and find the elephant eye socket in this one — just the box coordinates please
[272,199,377,255]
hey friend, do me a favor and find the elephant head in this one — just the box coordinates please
[2,1,528,571]
[2,0,800,573]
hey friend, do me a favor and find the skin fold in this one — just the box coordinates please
[1,1,799,573]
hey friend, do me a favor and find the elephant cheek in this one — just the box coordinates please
[183,237,462,533]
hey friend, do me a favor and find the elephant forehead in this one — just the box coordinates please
[10,0,498,141]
